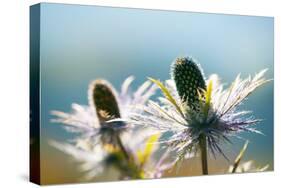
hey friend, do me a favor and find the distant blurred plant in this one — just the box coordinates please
[229,160,269,173]
[131,56,270,175]
[50,76,175,180]
[228,141,269,173]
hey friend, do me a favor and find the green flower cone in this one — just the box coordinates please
[171,57,206,111]
[171,56,208,175]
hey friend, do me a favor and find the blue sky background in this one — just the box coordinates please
[38,3,274,183]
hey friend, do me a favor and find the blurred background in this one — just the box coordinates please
[38,3,273,184]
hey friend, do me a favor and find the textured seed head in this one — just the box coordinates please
[171,57,206,111]
[89,80,121,123]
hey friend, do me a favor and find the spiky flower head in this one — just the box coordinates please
[131,56,270,163]
[51,76,156,146]
[50,76,174,179]
[171,57,206,111]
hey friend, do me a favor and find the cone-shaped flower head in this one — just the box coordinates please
[90,80,124,146]
[171,57,206,111]
[91,80,121,122]
[51,76,157,145]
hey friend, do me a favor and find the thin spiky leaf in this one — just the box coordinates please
[148,77,184,117]
[232,140,249,173]
[137,134,160,166]
[203,80,213,118]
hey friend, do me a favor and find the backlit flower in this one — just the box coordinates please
[50,76,174,179]
[131,56,270,174]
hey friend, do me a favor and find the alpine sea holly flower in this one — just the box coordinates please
[131,56,270,175]
[50,76,176,179]
[51,76,157,148]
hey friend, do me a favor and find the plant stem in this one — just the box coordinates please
[199,134,208,175]
[116,134,130,161]
[116,133,143,179]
